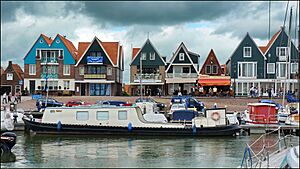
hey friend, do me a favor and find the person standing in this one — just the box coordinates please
[209,87,213,96]
[2,92,7,104]
[8,92,12,103]
[14,92,18,103]
[213,86,217,96]
[18,91,22,103]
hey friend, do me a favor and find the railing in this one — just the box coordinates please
[239,127,298,168]
[41,73,58,79]
[84,74,106,79]
[166,73,198,78]
[41,58,58,64]
[133,74,162,83]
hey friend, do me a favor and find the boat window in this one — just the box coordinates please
[97,111,109,120]
[118,110,127,120]
[76,111,89,121]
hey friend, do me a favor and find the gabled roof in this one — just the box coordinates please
[228,32,266,61]
[75,37,121,67]
[259,29,281,54]
[130,39,166,66]
[132,48,140,59]
[200,49,223,74]
[11,64,23,80]
[41,34,53,45]
[165,42,199,73]
[57,34,78,61]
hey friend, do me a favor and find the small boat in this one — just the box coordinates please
[1,109,14,131]
[243,103,278,124]
[23,105,241,136]
[0,132,17,154]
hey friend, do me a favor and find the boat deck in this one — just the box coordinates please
[258,147,290,168]
[240,124,300,134]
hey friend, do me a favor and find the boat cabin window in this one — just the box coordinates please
[76,111,89,121]
[97,111,109,120]
[118,111,127,120]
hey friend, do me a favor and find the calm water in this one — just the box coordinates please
[1,132,298,168]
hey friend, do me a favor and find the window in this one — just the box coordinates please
[7,73,13,80]
[212,65,218,74]
[150,52,155,60]
[276,47,287,61]
[56,40,60,43]
[59,50,64,59]
[182,67,190,73]
[291,63,298,74]
[277,63,287,78]
[141,53,146,60]
[179,53,184,61]
[205,65,211,74]
[267,63,275,74]
[29,64,36,75]
[63,65,70,75]
[76,111,89,121]
[107,67,112,75]
[243,47,251,57]
[97,111,109,120]
[39,39,44,43]
[79,67,84,75]
[15,85,21,93]
[118,110,127,120]
[36,50,41,58]
[63,80,70,90]
[238,62,257,78]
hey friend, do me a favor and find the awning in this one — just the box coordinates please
[198,75,231,86]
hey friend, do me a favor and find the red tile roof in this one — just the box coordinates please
[101,42,119,65]
[41,34,53,45]
[132,48,140,60]
[58,34,78,61]
[77,42,90,62]
[11,64,23,80]
[259,30,281,54]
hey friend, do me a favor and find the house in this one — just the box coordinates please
[1,61,24,95]
[227,27,299,96]
[74,37,124,96]
[23,34,77,95]
[165,42,200,95]
[0,67,4,75]
[129,38,166,96]
[198,49,230,95]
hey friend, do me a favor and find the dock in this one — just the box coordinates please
[240,124,300,135]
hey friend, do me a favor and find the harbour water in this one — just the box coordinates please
[2,132,298,168]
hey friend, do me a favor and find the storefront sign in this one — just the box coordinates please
[87,56,103,64]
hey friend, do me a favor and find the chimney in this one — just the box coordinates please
[8,61,12,66]
[63,35,66,38]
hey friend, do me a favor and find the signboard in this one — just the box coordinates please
[87,56,103,64]
[32,94,42,100]
[19,80,23,85]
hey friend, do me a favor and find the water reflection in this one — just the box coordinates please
[1,132,299,168]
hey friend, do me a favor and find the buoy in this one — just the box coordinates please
[57,121,62,131]
[128,122,132,132]
[192,124,197,134]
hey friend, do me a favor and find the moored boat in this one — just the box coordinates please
[23,105,241,136]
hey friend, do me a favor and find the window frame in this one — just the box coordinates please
[237,62,257,78]
[96,111,109,120]
[243,47,252,58]
[76,111,89,121]
[29,64,36,75]
[267,63,275,74]
[150,52,155,60]
[291,63,298,74]
[6,73,13,80]
[79,67,84,75]
[63,80,70,90]
[118,110,127,120]
[141,53,146,60]
[107,67,112,75]
[179,53,185,61]
[212,65,218,74]
[205,65,211,74]
[277,62,287,78]
[63,65,70,75]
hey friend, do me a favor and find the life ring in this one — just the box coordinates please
[211,112,220,121]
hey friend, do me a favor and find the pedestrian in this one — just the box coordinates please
[13,111,18,123]
[178,90,182,96]
[8,92,12,103]
[18,91,22,103]
[199,85,204,96]
[14,92,18,103]
[209,87,213,96]
[2,92,7,104]
[213,86,217,96]
[268,88,271,98]
[236,112,241,125]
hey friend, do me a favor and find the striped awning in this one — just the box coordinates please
[198,75,231,86]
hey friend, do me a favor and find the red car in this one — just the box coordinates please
[65,100,90,107]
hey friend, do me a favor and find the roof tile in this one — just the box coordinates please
[132,48,140,60]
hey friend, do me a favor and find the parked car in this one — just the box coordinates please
[96,100,130,106]
[135,97,166,112]
[65,100,90,107]
[36,98,64,108]
[170,96,204,111]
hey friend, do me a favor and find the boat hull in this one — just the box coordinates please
[23,118,241,136]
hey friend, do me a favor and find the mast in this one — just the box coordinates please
[140,54,143,100]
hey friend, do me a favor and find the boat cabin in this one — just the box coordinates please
[248,103,277,124]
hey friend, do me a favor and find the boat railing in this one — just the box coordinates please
[239,126,298,168]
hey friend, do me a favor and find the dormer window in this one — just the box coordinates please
[179,53,184,61]
[150,52,155,60]
[141,53,146,60]
[56,40,60,44]
[243,47,251,57]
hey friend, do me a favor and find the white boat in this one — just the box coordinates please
[1,109,14,131]
[23,105,241,136]
[285,103,299,126]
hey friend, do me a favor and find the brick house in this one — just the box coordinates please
[74,36,124,96]
[23,34,77,95]
[1,61,24,95]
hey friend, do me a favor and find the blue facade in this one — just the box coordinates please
[24,34,75,65]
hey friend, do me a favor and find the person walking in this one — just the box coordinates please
[14,92,18,103]
[2,92,7,104]
[18,91,22,103]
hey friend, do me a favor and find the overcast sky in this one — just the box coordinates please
[1,1,299,83]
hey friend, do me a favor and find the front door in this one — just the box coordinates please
[29,80,35,94]
[81,83,86,96]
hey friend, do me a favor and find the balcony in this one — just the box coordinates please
[84,74,106,79]
[166,73,198,78]
[41,57,59,65]
[133,73,162,83]
[41,73,58,79]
